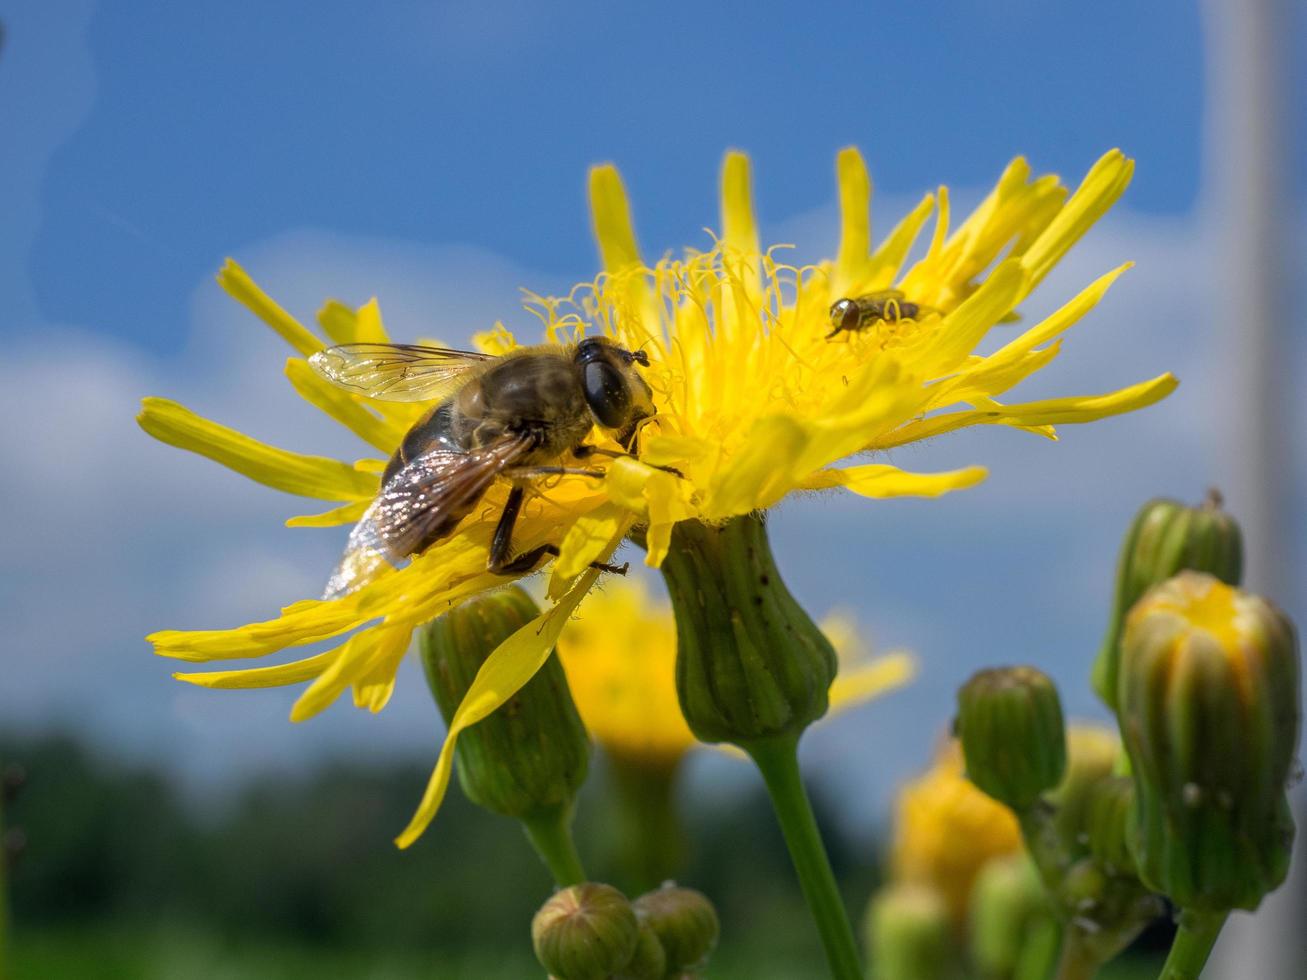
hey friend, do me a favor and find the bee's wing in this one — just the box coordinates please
[309,343,494,402]
[861,289,906,301]
[323,434,532,598]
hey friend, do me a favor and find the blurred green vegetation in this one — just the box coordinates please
[0,732,861,977]
[0,733,1165,978]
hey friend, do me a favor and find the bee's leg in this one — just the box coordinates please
[488,485,629,576]
[572,445,684,479]
[502,465,607,480]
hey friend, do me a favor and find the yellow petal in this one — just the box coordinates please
[284,358,402,452]
[926,258,1029,372]
[317,299,359,345]
[1021,150,1134,290]
[291,624,411,722]
[217,259,322,357]
[862,192,935,289]
[137,397,378,501]
[173,649,340,689]
[705,415,808,518]
[829,652,917,713]
[589,164,643,272]
[833,147,872,294]
[285,500,370,528]
[354,298,390,343]
[394,568,600,849]
[942,263,1131,403]
[803,464,988,499]
[550,504,631,596]
[721,151,760,258]
[879,374,1179,447]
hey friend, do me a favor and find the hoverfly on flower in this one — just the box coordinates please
[309,336,656,597]
[825,290,932,340]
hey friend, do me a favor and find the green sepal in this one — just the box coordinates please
[658,513,835,744]
[418,586,591,822]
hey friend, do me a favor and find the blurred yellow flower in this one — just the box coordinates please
[891,740,1023,928]
[556,579,915,765]
[142,148,1173,847]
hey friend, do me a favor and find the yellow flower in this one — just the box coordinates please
[556,578,915,766]
[142,148,1174,847]
[891,740,1023,928]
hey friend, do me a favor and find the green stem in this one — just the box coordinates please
[745,734,862,980]
[607,751,685,893]
[1158,910,1228,980]
[521,804,587,888]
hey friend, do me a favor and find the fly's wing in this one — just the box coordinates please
[322,433,532,598]
[309,343,494,402]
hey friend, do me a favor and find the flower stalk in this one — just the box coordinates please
[606,753,685,893]
[747,735,863,980]
[1157,910,1228,980]
[521,805,588,888]
[658,513,859,980]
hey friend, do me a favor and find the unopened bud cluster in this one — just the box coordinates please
[946,492,1300,979]
[532,881,719,980]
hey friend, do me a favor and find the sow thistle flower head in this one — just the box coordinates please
[141,147,1174,847]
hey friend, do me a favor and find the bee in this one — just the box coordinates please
[308,336,655,597]
[826,290,928,339]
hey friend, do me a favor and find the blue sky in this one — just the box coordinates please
[1,0,1304,838]
[8,0,1220,348]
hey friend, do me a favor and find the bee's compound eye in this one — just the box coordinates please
[829,300,853,330]
[582,361,632,430]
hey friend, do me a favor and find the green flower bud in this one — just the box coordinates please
[1085,776,1135,876]
[614,920,667,980]
[968,853,1056,980]
[658,514,835,744]
[1119,572,1300,912]
[632,883,720,973]
[956,667,1067,810]
[1047,725,1122,858]
[532,883,640,980]
[1092,492,1243,711]
[419,587,590,821]
[865,883,954,980]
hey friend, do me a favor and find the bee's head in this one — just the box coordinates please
[574,336,655,444]
[827,298,860,337]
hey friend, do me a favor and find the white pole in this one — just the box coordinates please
[1202,0,1303,976]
